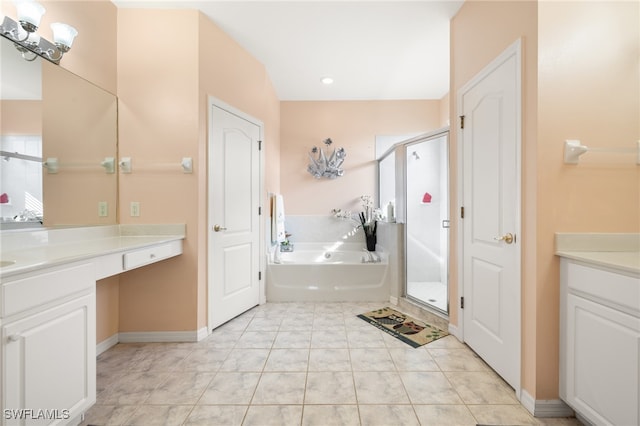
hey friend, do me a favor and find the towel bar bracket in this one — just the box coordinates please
[564,139,640,165]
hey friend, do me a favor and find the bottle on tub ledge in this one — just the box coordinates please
[386,201,395,223]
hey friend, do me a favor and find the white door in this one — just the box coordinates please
[208,102,261,330]
[459,40,521,392]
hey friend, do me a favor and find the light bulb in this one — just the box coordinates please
[13,0,45,31]
[51,23,78,51]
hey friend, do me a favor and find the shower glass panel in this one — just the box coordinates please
[405,133,449,314]
[378,151,395,218]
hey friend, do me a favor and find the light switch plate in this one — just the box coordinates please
[98,201,108,217]
[130,202,140,217]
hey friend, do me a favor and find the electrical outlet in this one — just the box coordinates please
[130,201,140,217]
[98,201,108,217]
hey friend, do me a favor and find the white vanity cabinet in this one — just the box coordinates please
[1,262,96,426]
[0,224,186,425]
[559,258,640,426]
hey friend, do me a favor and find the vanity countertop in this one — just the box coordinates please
[0,224,185,279]
[555,233,640,275]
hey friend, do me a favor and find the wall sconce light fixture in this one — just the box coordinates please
[0,0,78,64]
[307,138,346,179]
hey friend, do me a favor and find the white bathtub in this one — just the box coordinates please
[266,242,389,302]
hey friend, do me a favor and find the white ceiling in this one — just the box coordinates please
[112,1,463,101]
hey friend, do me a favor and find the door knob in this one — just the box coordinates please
[494,233,514,244]
[213,224,227,232]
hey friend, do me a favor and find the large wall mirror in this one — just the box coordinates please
[0,37,118,229]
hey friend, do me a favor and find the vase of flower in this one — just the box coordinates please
[333,195,382,252]
[358,195,379,252]
[365,233,377,252]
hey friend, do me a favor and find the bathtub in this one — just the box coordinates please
[266,242,389,302]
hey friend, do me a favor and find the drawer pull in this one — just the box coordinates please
[8,334,21,342]
[150,253,156,259]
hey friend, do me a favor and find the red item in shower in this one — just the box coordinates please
[0,193,8,203]
[422,192,432,203]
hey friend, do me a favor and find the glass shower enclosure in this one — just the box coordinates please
[377,129,450,315]
[404,131,449,314]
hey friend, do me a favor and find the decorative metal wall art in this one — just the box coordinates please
[307,138,346,179]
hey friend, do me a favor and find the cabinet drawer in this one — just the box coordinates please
[123,241,182,270]
[1,263,94,318]
[566,261,640,315]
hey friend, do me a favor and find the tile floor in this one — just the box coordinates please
[83,302,581,426]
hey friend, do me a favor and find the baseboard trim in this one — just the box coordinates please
[520,389,536,414]
[96,329,207,355]
[196,326,210,342]
[118,330,201,343]
[520,389,574,418]
[389,296,398,305]
[447,323,461,340]
[96,333,119,356]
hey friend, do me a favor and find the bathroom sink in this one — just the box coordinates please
[0,260,16,268]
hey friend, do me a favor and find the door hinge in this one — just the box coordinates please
[460,296,464,309]
[258,140,262,150]
[460,115,465,129]
[258,271,262,280]
[460,206,465,219]
[258,206,262,215]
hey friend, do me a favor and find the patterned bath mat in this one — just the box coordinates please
[357,306,448,348]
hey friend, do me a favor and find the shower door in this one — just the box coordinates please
[405,132,449,314]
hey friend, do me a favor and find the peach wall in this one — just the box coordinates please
[117,9,200,332]
[96,276,119,343]
[42,60,117,226]
[41,0,117,94]
[0,101,41,134]
[117,9,280,332]
[197,12,280,327]
[439,93,450,128]
[264,82,282,196]
[450,0,539,398]
[196,11,281,194]
[537,0,639,398]
[280,100,440,215]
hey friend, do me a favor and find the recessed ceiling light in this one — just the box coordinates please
[321,77,334,85]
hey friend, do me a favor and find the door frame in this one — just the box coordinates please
[455,39,522,395]
[207,96,266,333]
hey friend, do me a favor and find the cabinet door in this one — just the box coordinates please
[3,293,96,425]
[566,294,639,426]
